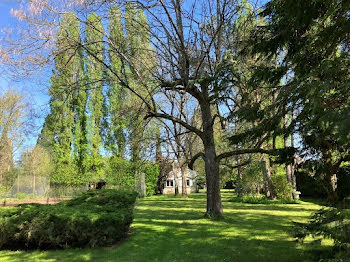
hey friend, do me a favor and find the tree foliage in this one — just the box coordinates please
[2,0,349,217]
[234,0,350,202]
[0,89,26,190]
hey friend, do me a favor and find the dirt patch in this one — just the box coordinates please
[1,198,71,207]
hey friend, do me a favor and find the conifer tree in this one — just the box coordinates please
[247,0,350,201]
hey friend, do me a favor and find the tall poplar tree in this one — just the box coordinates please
[85,12,105,178]
[72,62,88,177]
[125,4,154,162]
[40,13,82,183]
[106,6,127,158]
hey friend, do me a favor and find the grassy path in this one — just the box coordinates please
[0,191,325,262]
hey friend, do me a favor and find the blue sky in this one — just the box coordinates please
[0,1,17,28]
[0,0,50,157]
[0,0,270,158]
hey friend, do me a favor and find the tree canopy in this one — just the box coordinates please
[0,0,349,215]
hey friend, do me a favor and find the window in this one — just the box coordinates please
[166,180,174,187]
[186,179,190,186]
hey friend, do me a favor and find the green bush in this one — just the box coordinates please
[143,163,159,196]
[105,157,159,196]
[0,189,137,250]
[240,161,265,195]
[271,165,294,199]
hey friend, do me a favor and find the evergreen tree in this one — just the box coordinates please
[246,0,350,202]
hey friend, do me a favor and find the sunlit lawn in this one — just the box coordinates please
[0,191,329,262]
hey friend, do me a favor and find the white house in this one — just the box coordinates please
[162,165,198,194]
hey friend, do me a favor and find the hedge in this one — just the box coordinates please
[0,189,138,250]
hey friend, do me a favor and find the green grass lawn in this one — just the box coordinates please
[0,191,329,262]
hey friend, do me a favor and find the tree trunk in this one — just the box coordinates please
[291,165,296,190]
[200,99,223,217]
[174,182,179,195]
[284,114,294,199]
[235,156,243,197]
[204,145,222,217]
[236,168,243,197]
[284,135,292,183]
[181,166,187,196]
[17,173,19,195]
[322,173,338,203]
[135,172,146,197]
[263,155,277,200]
[290,133,297,190]
[174,168,179,196]
[33,174,36,195]
[284,134,293,199]
[286,164,294,199]
[285,164,292,184]
[321,152,340,203]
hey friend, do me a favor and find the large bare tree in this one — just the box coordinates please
[159,91,202,196]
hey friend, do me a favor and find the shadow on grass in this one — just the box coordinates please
[300,197,329,206]
[0,193,327,262]
[225,204,318,213]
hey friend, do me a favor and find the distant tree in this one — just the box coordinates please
[0,89,25,188]
[21,145,52,194]
[160,92,203,196]
[222,1,280,199]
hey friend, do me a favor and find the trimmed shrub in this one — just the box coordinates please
[0,189,137,250]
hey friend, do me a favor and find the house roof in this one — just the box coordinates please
[167,167,198,180]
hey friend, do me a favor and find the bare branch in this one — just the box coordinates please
[215,148,276,162]
[145,111,203,138]
[188,151,205,170]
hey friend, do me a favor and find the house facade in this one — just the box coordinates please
[162,166,198,194]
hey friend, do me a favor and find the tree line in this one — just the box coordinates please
[38,6,158,186]
[0,0,349,217]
